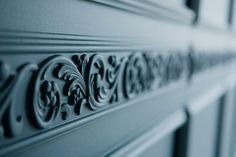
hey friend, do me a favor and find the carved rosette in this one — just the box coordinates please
[33,56,64,128]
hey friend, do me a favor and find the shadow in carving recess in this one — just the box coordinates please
[0,51,234,148]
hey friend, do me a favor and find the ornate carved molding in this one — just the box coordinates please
[0,50,234,144]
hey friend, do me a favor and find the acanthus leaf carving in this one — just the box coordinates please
[0,50,234,141]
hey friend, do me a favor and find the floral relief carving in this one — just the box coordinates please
[0,51,234,139]
[33,54,126,128]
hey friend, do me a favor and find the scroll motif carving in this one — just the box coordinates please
[0,61,37,137]
[33,54,126,128]
[33,56,71,128]
[0,51,234,140]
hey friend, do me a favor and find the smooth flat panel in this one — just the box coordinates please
[138,134,175,157]
[199,0,230,28]
[106,110,186,157]
[186,92,224,157]
[230,87,236,157]
[218,87,236,157]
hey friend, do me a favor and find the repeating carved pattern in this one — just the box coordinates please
[0,51,234,140]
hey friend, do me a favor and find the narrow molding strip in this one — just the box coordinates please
[0,30,180,53]
[88,0,194,24]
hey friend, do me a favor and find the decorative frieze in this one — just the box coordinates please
[0,51,234,142]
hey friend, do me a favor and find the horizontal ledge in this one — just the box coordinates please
[88,0,194,24]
